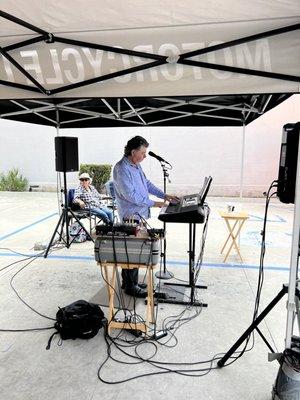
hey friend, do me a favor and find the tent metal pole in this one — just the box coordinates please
[56,108,60,136]
[285,136,300,349]
[180,22,300,59]
[55,108,63,211]
[179,59,299,83]
[239,121,246,198]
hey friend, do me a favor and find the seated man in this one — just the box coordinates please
[74,173,113,225]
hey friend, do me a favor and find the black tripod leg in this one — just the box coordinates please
[44,212,64,258]
[217,285,288,367]
[65,207,70,247]
[255,326,275,354]
[57,209,70,247]
[58,211,65,241]
[69,210,94,242]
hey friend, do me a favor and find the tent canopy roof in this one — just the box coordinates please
[0,0,299,35]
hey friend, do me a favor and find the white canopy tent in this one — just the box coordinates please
[0,0,299,359]
[0,0,299,100]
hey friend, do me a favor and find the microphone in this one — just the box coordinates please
[148,151,171,165]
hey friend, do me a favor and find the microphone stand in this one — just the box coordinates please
[155,161,174,280]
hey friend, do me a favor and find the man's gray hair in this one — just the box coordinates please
[124,136,149,157]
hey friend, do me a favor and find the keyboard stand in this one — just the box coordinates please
[156,222,208,307]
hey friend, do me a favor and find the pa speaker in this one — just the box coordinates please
[55,136,79,172]
[277,122,300,204]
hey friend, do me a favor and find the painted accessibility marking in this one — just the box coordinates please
[248,214,286,223]
[241,230,292,247]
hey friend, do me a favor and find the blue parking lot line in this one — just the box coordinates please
[0,251,289,271]
[0,212,57,242]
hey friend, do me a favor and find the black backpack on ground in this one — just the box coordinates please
[46,300,106,349]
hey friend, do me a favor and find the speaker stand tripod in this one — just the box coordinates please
[44,171,93,258]
[217,284,300,367]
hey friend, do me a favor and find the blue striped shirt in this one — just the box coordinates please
[113,156,165,221]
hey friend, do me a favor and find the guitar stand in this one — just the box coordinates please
[156,223,208,307]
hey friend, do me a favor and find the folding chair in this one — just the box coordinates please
[104,180,118,223]
[67,189,103,234]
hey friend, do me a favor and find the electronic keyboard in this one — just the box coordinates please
[158,176,212,224]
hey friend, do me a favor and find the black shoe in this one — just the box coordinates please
[121,282,147,290]
[138,282,147,289]
[125,285,147,298]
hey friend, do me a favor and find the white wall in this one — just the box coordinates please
[0,94,299,196]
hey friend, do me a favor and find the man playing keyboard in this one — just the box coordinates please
[113,135,178,298]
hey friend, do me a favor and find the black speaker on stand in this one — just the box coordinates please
[55,136,79,173]
[277,122,300,204]
[217,122,300,372]
[44,137,92,258]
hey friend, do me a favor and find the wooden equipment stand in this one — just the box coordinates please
[219,211,249,263]
[98,262,155,334]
